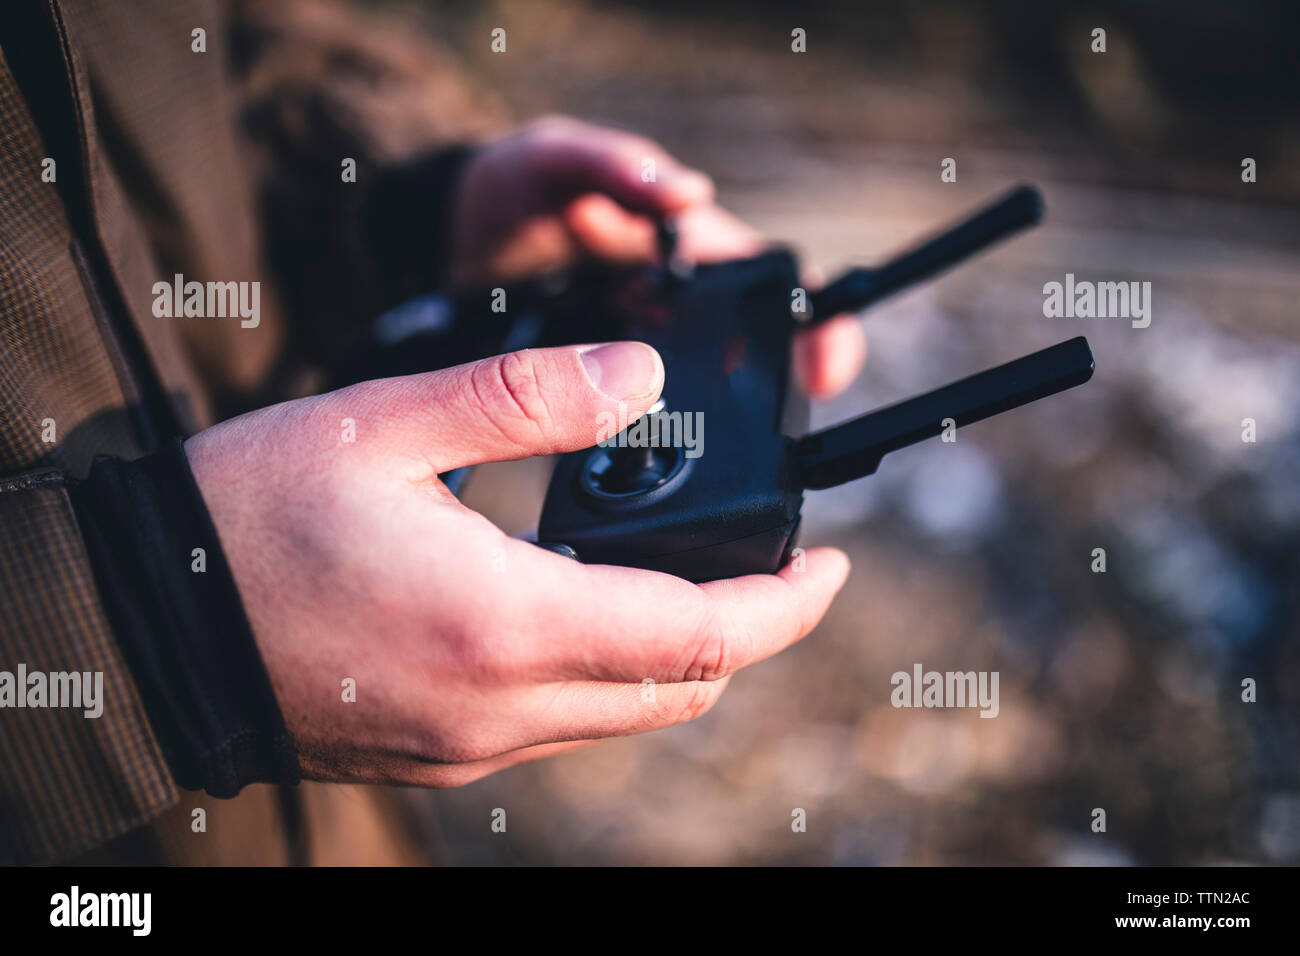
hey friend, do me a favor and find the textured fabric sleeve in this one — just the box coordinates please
[0,469,178,865]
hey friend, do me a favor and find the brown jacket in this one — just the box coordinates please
[0,0,501,865]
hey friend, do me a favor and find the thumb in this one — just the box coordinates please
[338,343,664,472]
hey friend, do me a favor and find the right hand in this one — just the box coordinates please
[185,342,850,786]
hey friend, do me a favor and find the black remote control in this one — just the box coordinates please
[534,186,1094,580]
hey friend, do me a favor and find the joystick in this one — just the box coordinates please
[584,442,685,498]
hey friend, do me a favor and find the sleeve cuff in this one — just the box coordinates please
[69,438,300,797]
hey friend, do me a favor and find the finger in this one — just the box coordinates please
[801,264,827,289]
[671,203,765,262]
[506,676,733,748]
[793,314,868,398]
[567,195,767,267]
[564,193,658,262]
[528,117,714,215]
[512,543,851,684]
[328,343,664,472]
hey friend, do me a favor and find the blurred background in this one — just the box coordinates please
[373,0,1300,864]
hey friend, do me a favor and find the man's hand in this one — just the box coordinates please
[186,342,849,787]
[448,116,867,398]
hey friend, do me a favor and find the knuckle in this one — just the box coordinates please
[679,605,740,682]
[441,630,493,681]
[440,612,515,684]
[471,351,553,450]
[661,682,720,726]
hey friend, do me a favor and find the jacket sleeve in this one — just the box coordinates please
[0,470,178,865]
[227,0,508,369]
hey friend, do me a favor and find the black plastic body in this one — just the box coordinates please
[538,251,810,581]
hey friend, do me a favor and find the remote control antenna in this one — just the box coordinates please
[806,185,1043,322]
[793,336,1094,490]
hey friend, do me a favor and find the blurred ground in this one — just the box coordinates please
[388,0,1299,864]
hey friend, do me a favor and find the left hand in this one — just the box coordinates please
[447,116,866,398]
